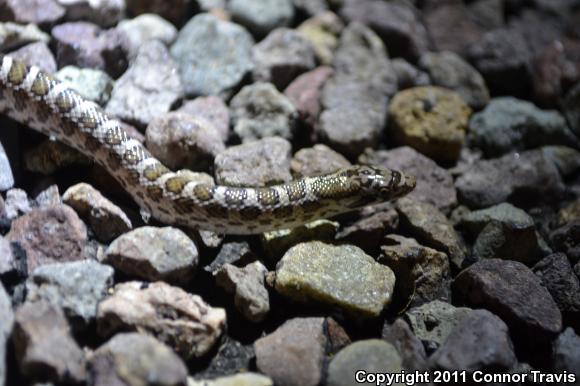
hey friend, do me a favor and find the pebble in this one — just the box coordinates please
[125,0,189,25]
[552,328,580,374]
[55,65,113,105]
[58,0,125,27]
[455,149,566,208]
[541,145,580,178]
[254,317,326,386]
[405,300,473,350]
[0,235,25,279]
[396,198,467,270]
[296,11,344,65]
[145,111,225,171]
[1,0,65,26]
[194,337,255,380]
[189,373,273,386]
[104,226,198,285]
[97,281,226,358]
[453,259,562,349]
[381,318,427,371]
[327,339,402,386]
[557,199,580,227]
[8,41,57,74]
[6,204,87,274]
[391,58,430,90]
[89,332,188,386]
[459,202,542,264]
[430,309,517,371]
[0,141,14,191]
[214,261,269,322]
[178,96,230,142]
[379,234,450,308]
[0,22,50,51]
[214,136,292,187]
[563,82,580,138]
[336,208,398,254]
[228,0,294,37]
[274,241,395,318]
[388,86,472,163]
[170,13,254,98]
[116,13,177,60]
[419,51,490,109]
[204,241,256,273]
[13,300,86,384]
[291,144,350,177]
[359,147,457,211]
[469,97,579,157]
[0,283,13,386]
[252,28,316,90]
[3,188,31,220]
[550,221,580,264]
[106,40,183,128]
[63,183,132,243]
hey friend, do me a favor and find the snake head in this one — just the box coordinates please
[344,165,416,208]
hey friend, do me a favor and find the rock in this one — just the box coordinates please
[284,66,334,129]
[214,137,292,187]
[62,183,132,243]
[455,149,566,209]
[359,147,457,211]
[214,261,269,322]
[388,86,472,163]
[0,141,13,191]
[0,22,50,51]
[453,259,562,348]
[255,318,326,386]
[55,65,113,106]
[26,260,114,331]
[57,0,125,27]
[204,241,256,273]
[104,227,198,285]
[291,144,350,177]
[297,12,343,66]
[340,0,429,60]
[8,41,56,74]
[0,283,13,386]
[194,337,255,380]
[189,373,273,386]
[292,0,328,16]
[0,235,26,279]
[542,146,580,178]
[533,253,580,324]
[170,13,254,98]
[336,208,398,254]
[274,241,395,318]
[24,140,90,175]
[6,204,87,274]
[97,281,225,358]
[379,234,450,308]
[125,0,189,25]
[550,221,580,264]
[252,28,316,90]
[116,13,177,60]
[430,309,517,371]
[327,340,402,386]
[419,51,490,109]
[145,111,225,171]
[396,198,467,270]
[391,58,430,90]
[34,185,61,208]
[552,328,580,375]
[229,0,294,37]
[106,40,183,128]
[89,333,188,386]
[459,203,542,264]
[405,300,473,351]
[12,301,86,384]
[3,188,31,220]
[0,0,65,26]
[558,199,580,227]
[563,82,580,138]
[382,319,427,371]
[178,96,230,142]
[469,97,579,157]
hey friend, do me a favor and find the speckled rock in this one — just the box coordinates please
[117,13,177,59]
[189,373,273,386]
[469,97,579,157]
[406,300,473,355]
[563,82,580,138]
[215,261,269,322]
[57,0,125,27]
[214,137,292,187]
[0,141,13,191]
[178,96,230,142]
[6,204,87,274]
[391,58,430,90]
[0,283,13,386]
[146,111,225,171]
[63,183,132,243]
[34,184,61,208]
[419,51,490,109]
[274,241,396,317]
[194,337,255,380]
[13,300,86,384]
[552,328,580,375]
[379,234,450,308]
[1,0,65,26]
[204,241,256,273]
[297,12,343,65]
[230,82,298,142]
[25,260,113,332]
[106,40,183,128]
[89,332,188,386]
[430,309,517,371]
[0,22,50,51]
[359,147,457,211]
[97,281,225,359]
[327,340,402,386]
[3,188,31,220]
[550,221,580,264]
[291,144,350,177]
[255,318,326,386]
[8,41,56,74]
[382,319,427,371]
[389,86,472,162]
[229,0,294,37]
[453,259,562,347]
[459,203,541,264]
[55,65,113,105]
[170,13,254,98]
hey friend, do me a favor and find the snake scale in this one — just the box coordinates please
[0,55,416,234]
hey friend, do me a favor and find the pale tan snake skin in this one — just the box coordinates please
[0,56,416,234]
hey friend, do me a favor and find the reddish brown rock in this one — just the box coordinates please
[284,66,334,128]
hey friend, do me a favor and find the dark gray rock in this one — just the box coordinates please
[194,337,255,380]
[391,58,430,90]
[336,207,398,254]
[229,0,294,37]
[542,146,580,178]
[550,221,580,264]
[57,0,125,27]
[563,81,580,138]
[204,241,256,273]
[382,318,427,371]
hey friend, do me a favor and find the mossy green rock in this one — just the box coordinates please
[274,241,395,317]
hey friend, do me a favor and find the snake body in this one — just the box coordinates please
[0,56,416,234]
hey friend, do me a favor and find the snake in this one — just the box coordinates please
[0,55,416,234]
